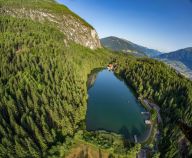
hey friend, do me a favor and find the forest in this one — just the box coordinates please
[0,15,112,157]
[0,1,192,157]
[114,55,192,157]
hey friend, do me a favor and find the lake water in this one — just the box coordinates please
[86,69,150,141]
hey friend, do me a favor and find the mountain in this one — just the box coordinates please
[158,47,192,69]
[101,36,162,57]
[0,0,101,49]
[0,1,143,157]
[0,0,109,157]
[1,0,192,157]
[157,47,192,79]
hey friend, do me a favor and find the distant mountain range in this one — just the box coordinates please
[157,47,192,69]
[101,36,162,57]
[101,36,192,79]
[157,47,192,79]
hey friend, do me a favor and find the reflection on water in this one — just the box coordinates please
[86,69,150,141]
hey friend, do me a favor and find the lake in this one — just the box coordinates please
[86,69,150,141]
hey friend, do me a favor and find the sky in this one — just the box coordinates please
[57,0,192,52]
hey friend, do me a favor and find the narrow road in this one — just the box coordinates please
[143,99,162,124]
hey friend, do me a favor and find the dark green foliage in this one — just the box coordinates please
[0,3,192,157]
[115,56,192,157]
[150,109,157,121]
[0,15,110,157]
[179,122,192,143]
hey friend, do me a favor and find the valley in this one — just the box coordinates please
[156,48,192,80]
[101,37,192,81]
[0,0,191,158]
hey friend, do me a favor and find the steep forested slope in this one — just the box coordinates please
[0,0,192,158]
[0,16,111,157]
[115,56,192,157]
[0,1,108,156]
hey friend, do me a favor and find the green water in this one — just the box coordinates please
[86,69,149,140]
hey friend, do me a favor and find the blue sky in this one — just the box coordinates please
[57,0,192,52]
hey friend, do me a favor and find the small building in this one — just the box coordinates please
[145,120,152,125]
[107,64,114,70]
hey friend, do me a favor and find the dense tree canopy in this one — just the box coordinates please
[114,56,192,157]
[0,6,192,158]
[0,16,111,157]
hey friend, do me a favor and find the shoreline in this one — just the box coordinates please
[86,68,155,144]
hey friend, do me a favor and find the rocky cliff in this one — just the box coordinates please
[0,0,101,49]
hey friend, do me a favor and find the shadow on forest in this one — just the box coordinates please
[119,125,142,139]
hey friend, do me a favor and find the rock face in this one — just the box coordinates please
[0,4,101,50]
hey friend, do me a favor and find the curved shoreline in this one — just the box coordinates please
[86,68,155,143]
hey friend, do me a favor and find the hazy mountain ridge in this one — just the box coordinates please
[158,47,192,69]
[101,36,162,57]
[157,47,192,79]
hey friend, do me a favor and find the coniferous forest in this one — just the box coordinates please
[114,56,192,157]
[0,0,192,158]
[0,16,112,157]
